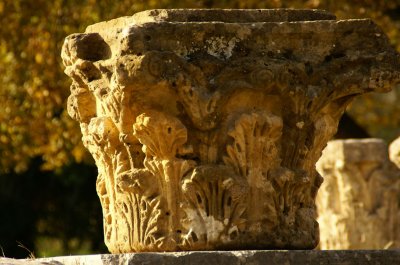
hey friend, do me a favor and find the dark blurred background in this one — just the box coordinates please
[0,0,399,258]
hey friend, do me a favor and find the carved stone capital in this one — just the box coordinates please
[62,9,400,252]
[390,136,400,168]
[317,139,400,249]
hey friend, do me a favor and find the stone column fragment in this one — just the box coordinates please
[390,136,400,168]
[317,139,400,249]
[61,9,400,252]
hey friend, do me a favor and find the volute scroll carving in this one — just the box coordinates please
[62,9,400,252]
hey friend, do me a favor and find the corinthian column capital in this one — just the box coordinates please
[62,9,400,252]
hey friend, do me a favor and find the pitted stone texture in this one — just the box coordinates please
[317,139,400,249]
[62,9,400,252]
[1,250,400,265]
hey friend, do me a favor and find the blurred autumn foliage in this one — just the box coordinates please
[0,0,399,258]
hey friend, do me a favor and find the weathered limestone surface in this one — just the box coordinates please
[316,139,400,250]
[61,9,400,252]
[2,250,400,265]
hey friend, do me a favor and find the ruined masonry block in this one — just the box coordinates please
[61,9,400,252]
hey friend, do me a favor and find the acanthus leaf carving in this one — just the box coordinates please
[133,110,188,160]
[223,111,283,232]
[181,165,248,248]
[115,169,163,251]
[81,116,131,251]
[133,111,196,250]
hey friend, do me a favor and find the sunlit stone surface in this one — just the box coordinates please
[317,139,400,249]
[61,9,400,252]
[390,136,400,168]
